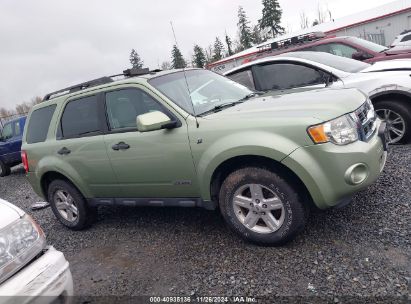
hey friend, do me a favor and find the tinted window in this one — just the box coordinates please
[401,34,411,42]
[61,95,99,138]
[1,123,13,140]
[26,105,56,144]
[105,89,165,130]
[284,52,370,73]
[227,69,255,90]
[253,63,323,91]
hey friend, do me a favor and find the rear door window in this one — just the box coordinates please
[61,95,100,138]
[26,105,57,144]
[253,63,324,91]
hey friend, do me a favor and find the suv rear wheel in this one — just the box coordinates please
[47,179,97,230]
[0,160,11,177]
[219,167,307,245]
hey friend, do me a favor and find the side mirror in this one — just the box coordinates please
[352,51,371,61]
[136,111,175,132]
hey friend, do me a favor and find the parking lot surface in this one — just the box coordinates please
[0,146,410,301]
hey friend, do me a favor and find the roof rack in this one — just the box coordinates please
[43,67,162,101]
[257,31,326,54]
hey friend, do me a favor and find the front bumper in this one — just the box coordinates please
[282,122,387,209]
[0,246,73,304]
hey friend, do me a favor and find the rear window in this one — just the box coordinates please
[60,95,100,139]
[26,105,56,144]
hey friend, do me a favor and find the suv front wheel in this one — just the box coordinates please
[219,167,307,245]
[47,179,97,230]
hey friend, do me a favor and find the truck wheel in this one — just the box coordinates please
[47,179,97,230]
[219,167,307,245]
[0,160,11,177]
[374,100,411,144]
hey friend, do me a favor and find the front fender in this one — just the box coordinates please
[196,131,301,200]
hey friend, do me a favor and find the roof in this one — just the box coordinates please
[209,0,411,67]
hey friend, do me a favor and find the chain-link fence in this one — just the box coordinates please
[0,113,28,130]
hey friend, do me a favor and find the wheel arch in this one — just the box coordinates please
[40,171,86,200]
[209,155,314,209]
[370,90,411,105]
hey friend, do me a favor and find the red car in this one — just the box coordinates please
[208,33,411,74]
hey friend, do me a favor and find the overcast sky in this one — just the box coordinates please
[0,0,395,109]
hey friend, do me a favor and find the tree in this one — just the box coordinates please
[171,45,186,69]
[312,4,332,26]
[213,37,225,61]
[237,6,253,50]
[225,33,234,56]
[259,0,285,38]
[300,12,310,29]
[161,61,172,70]
[192,45,206,68]
[204,45,214,64]
[252,25,263,45]
[129,49,144,69]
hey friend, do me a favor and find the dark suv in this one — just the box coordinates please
[0,116,26,176]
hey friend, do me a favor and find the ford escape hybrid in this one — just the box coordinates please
[22,68,387,245]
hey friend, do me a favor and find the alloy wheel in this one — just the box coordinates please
[376,108,406,144]
[54,190,79,222]
[232,183,285,234]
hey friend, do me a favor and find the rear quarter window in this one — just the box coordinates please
[26,105,57,144]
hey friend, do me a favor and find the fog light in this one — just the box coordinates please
[344,163,368,185]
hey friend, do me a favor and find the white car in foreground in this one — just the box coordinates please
[0,198,73,303]
[225,52,411,144]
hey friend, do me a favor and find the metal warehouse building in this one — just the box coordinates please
[311,0,411,46]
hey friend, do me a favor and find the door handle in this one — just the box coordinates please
[112,142,130,151]
[57,147,71,155]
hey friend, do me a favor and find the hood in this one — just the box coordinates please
[0,198,25,229]
[384,47,411,55]
[361,59,411,72]
[204,88,366,122]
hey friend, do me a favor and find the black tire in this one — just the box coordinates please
[374,99,411,144]
[47,179,97,230]
[219,167,308,246]
[0,160,11,177]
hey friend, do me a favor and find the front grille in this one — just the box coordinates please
[354,101,377,141]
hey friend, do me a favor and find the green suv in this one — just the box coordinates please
[22,68,387,245]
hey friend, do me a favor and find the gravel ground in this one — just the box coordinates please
[0,145,410,302]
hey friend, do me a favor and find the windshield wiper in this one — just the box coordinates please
[197,92,263,117]
[197,101,245,117]
[237,92,263,102]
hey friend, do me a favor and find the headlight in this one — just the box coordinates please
[308,114,359,145]
[0,215,46,284]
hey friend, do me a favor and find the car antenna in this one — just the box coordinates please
[170,21,199,128]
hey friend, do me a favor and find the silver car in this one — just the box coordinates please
[225,52,411,144]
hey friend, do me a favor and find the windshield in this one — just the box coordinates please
[285,52,371,73]
[347,37,388,53]
[149,69,253,115]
